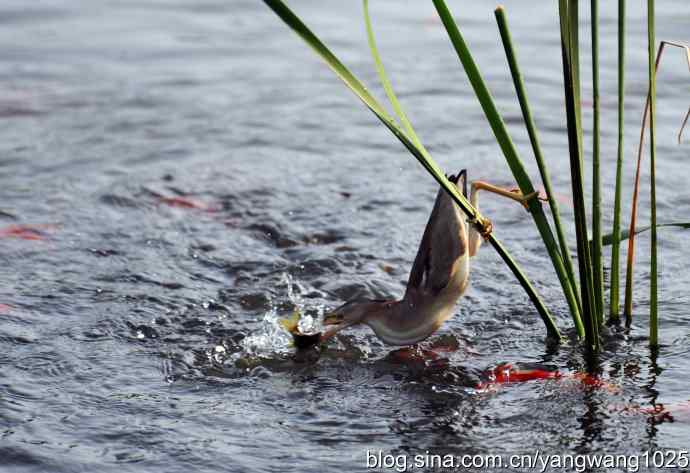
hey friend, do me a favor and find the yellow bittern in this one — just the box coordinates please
[320,170,538,346]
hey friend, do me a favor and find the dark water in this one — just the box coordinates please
[1,1,689,472]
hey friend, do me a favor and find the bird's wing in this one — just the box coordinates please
[405,181,467,298]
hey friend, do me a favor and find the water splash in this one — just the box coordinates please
[236,273,326,359]
[238,307,294,358]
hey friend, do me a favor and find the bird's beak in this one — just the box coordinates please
[322,311,344,326]
[320,311,349,342]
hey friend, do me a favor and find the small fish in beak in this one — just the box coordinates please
[279,310,323,350]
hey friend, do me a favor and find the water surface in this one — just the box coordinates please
[1,1,689,472]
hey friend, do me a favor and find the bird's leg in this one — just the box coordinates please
[468,180,545,257]
[472,181,542,208]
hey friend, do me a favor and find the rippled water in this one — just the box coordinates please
[1,1,689,472]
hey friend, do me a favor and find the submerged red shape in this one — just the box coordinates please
[476,363,562,390]
[572,372,604,387]
[0,303,12,314]
[476,363,623,394]
[389,347,443,363]
[155,196,220,213]
[428,343,459,354]
[158,196,205,209]
[634,400,690,421]
[0,224,55,241]
[569,373,620,393]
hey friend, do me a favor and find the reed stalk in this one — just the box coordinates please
[647,0,658,346]
[432,0,579,335]
[362,0,421,149]
[590,0,604,325]
[558,0,599,351]
[624,40,689,326]
[609,0,626,322]
[494,7,584,338]
[262,0,561,338]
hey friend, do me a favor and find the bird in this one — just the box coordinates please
[318,170,538,346]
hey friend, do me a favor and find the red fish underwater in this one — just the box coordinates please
[0,224,57,241]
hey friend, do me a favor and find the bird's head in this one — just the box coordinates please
[320,297,393,342]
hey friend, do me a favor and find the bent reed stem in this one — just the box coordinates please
[262,0,561,339]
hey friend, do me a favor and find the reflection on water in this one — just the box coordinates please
[0,0,689,471]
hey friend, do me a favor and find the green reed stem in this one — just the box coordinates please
[363,0,422,150]
[494,7,584,338]
[609,0,626,323]
[648,0,658,346]
[624,41,689,325]
[558,0,599,352]
[432,0,579,334]
[262,0,562,339]
[591,0,604,326]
